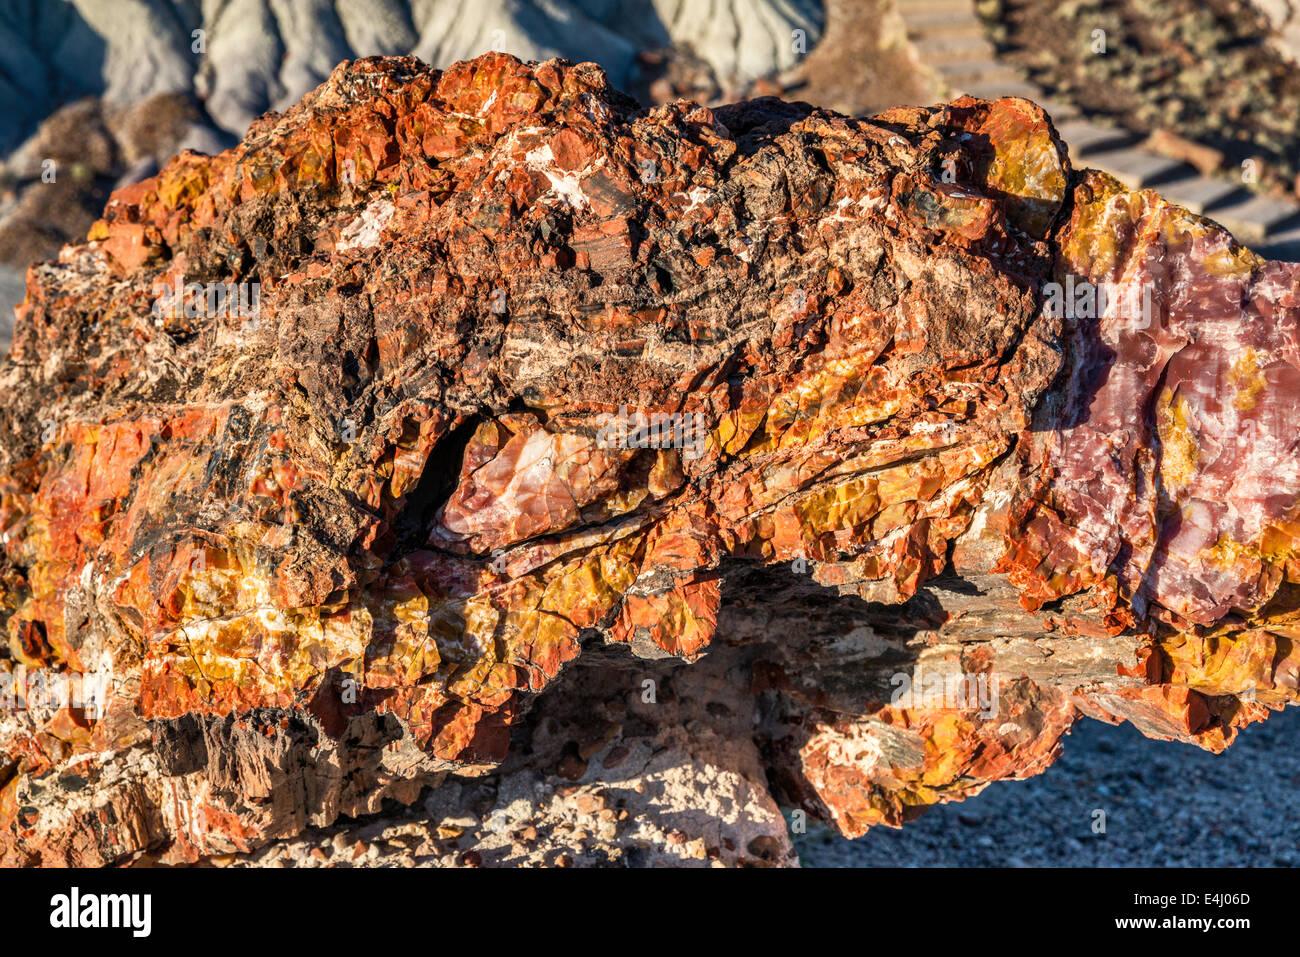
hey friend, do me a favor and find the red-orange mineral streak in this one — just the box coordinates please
[1,53,1299,863]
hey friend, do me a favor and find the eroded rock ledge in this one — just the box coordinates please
[2,53,1298,866]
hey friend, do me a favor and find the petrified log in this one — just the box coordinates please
[1,53,1297,865]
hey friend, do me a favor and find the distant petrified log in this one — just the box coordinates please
[2,53,1298,865]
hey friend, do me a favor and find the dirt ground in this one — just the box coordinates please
[787,0,934,115]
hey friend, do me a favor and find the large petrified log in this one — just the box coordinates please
[1,53,1298,865]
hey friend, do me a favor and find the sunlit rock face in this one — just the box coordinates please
[0,2,825,355]
[1,52,1298,865]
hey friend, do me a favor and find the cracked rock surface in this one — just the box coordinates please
[1,52,1299,866]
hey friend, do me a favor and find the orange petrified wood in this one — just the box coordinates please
[1,53,1298,864]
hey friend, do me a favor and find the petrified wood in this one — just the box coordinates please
[1,53,1297,865]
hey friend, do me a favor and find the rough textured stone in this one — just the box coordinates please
[2,52,1299,865]
[0,1,825,355]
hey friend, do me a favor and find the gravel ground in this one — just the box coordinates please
[795,706,1300,867]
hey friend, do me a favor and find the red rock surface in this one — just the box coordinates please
[1,53,1298,864]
